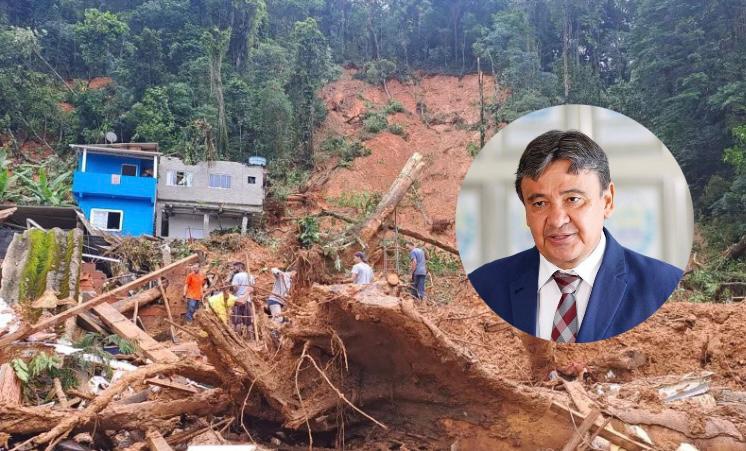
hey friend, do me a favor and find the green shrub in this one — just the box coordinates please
[321,136,371,166]
[388,123,406,136]
[298,216,321,248]
[328,191,381,217]
[384,100,405,114]
[467,142,481,157]
[363,111,388,133]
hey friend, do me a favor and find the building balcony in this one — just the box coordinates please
[72,171,156,202]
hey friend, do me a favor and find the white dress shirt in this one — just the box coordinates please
[536,233,606,340]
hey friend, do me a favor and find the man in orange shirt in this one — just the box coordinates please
[183,263,205,323]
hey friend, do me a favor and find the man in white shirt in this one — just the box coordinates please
[468,130,683,343]
[350,252,374,285]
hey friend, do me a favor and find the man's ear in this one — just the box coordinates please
[603,182,615,219]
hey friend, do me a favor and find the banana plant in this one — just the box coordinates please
[15,166,72,205]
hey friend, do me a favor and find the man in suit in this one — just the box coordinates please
[468,130,682,343]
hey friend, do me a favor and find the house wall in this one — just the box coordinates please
[79,153,155,175]
[157,157,264,207]
[77,195,155,236]
[158,211,243,239]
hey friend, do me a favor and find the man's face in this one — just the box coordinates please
[520,160,615,270]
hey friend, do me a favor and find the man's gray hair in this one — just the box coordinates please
[514,130,611,202]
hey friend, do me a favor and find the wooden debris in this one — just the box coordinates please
[145,377,199,394]
[561,379,599,416]
[561,408,602,451]
[53,377,69,409]
[549,401,652,451]
[92,302,179,363]
[146,430,173,451]
[356,152,426,246]
[0,363,22,405]
[0,254,198,348]
[157,279,177,343]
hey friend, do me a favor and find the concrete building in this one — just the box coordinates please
[71,143,159,236]
[155,157,265,239]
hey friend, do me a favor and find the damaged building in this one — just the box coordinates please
[155,156,265,239]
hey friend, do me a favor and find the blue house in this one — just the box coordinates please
[71,143,160,236]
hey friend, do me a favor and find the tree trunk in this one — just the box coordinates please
[111,287,162,313]
[356,152,427,247]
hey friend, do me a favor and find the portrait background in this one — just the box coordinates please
[457,104,693,274]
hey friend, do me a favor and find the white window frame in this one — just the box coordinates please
[247,176,257,184]
[121,164,138,176]
[208,173,231,189]
[165,170,193,187]
[90,208,124,232]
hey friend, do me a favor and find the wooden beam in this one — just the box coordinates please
[550,402,652,451]
[92,303,178,363]
[145,378,198,394]
[157,279,177,343]
[0,207,17,222]
[561,408,601,451]
[0,254,198,348]
[146,430,174,451]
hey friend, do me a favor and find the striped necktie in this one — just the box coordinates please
[551,271,581,343]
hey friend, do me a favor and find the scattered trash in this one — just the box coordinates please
[657,372,714,402]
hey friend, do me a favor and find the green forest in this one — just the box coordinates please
[0,0,745,251]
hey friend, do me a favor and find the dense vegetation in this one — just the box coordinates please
[0,0,744,247]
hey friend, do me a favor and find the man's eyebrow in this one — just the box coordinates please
[560,189,589,196]
[526,193,547,202]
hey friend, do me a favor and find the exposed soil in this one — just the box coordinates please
[312,69,501,244]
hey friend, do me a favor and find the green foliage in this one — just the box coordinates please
[383,100,405,114]
[388,123,405,136]
[127,86,176,149]
[74,9,130,74]
[363,110,388,133]
[426,247,461,276]
[320,136,371,166]
[359,58,396,86]
[15,166,72,205]
[18,229,58,305]
[467,142,480,157]
[297,215,320,248]
[12,351,77,402]
[327,191,381,217]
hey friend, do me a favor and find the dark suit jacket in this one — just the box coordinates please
[468,229,683,342]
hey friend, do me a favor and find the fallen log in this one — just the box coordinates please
[320,209,458,255]
[356,152,426,246]
[112,287,162,314]
[32,360,212,447]
[0,254,198,348]
[0,388,229,435]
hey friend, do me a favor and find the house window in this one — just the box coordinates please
[247,176,256,184]
[166,170,192,187]
[90,209,123,231]
[209,173,231,189]
[121,164,137,176]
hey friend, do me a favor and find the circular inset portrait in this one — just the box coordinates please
[456,104,693,343]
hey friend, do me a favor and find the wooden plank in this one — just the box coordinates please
[561,408,601,451]
[550,401,652,451]
[92,303,178,363]
[145,378,198,394]
[0,254,199,347]
[146,430,174,451]
[157,279,177,343]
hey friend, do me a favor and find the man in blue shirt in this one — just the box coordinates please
[406,242,427,300]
